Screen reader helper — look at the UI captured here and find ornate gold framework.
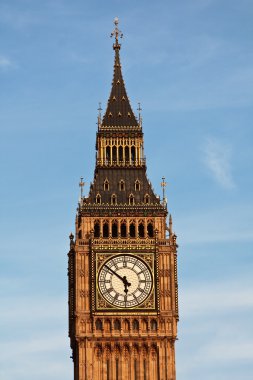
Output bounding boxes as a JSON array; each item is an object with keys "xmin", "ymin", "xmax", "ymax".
[{"xmin": 95, "ymin": 251, "xmax": 157, "ymax": 312}]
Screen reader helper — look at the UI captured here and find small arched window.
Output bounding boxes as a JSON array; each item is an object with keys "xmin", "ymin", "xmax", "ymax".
[
  {"xmin": 135, "ymin": 180, "xmax": 140, "ymax": 191},
  {"xmin": 104, "ymin": 319, "xmax": 111, "ymax": 332},
  {"xmin": 78, "ymin": 230, "xmax": 82, "ymax": 239},
  {"xmin": 144, "ymin": 194, "xmax": 150, "ymax": 204},
  {"xmin": 104, "ymin": 179, "xmax": 109, "ymax": 191},
  {"xmin": 129, "ymin": 194, "xmax": 134, "ymax": 205},
  {"xmin": 111, "ymin": 194, "xmax": 117, "ymax": 205},
  {"xmin": 123, "ymin": 319, "xmax": 130, "ymax": 332},
  {"xmin": 119, "ymin": 179, "xmax": 125, "ymax": 191},
  {"xmin": 96, "ymin": 194, "xmax": 101, "ymax": 204}
]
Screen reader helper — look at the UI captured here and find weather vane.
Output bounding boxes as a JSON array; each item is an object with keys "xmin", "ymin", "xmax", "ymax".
[{"xmin": 110, "ymin": 17, "xmax": 123, "ymax": 48}]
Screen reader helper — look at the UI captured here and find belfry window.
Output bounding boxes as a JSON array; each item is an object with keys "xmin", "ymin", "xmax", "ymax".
[
  {"xmin": 120, "ymin": 221, "xmax": 127, "ymax": 237},
  {"xmin": 147, "ymin": 222, "xmax": 154, "ymax": 238},
  {"xmin": 103, "ymin": 222, "xmax": 109, "ymax": 238},
  {"xmin": 94, "ymin": 221, "xmax": 100, "ymax": 238},
  {"xmin": 104, "ymin": 179, "xmax": 109, "ymax": 191},
  {"xmin": 131, "ymin": 146, "xmax": 136, "ymax": 163},
  {"xmin": 130, "ymin": 222, "xmax": 136, "ymax": 238},
  {"xmin": 138, "ymin": 222, "xmax": 145, "ymax": 238},
  {"xmin": 112, "ymin": 146, "xmax": 117, "ymax": 162},
  {"xmin": 119, "ymin": 146, "xmax": 123, "ymax": 162},
  {"xmin": 106, "ymin": 147, "xmax": 110, "ymax": 163},
  {"xmin": 96, "ymin": 194, "xmax": 101, "ymax": 204},
  {"xmin": 112, "ymin": 221, "xmax": 118, "ymax": 238},
  {"xmin": 125, "ymin": 146, "xmax": 130, "ymax": 162},
  {"xmin": 135, "ymin": 180, "xmax": 140, "ymax": 191}
]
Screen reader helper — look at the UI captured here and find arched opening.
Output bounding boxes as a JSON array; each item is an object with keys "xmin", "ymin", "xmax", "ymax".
[
  {"xmin": 133, "ymin": 319, "xmax": 139, "ymax": 331},
  {"xmin": 130, "ymin": 222, "xmax": 136, "ymax": 238},
  {"xmin": 94, "ymin": 221, "xmax": 100, "ymax": 238},
  {"xmin": 112, "ymin": 221, "xmax": 118, "ymax": 238},
  {"xmin": 125, "ymin": 146, "xmax": 129, "ymax": 163},
  {"xmin": 144, "ymin": 194, "xmax": 150, "ymax": 204},
  {"xmin": 103, "ymin": 222, "xmax": 109, "ymax": 238},
  {"xmin": 106, "ymin": 146, "xmax": 110, "ymax": 163},
  {"xmin": 123, "ymin": 319, "xmax": 130, "ymax": 332},
  {"xmin": 129, "ymin": 194, "xmax": 134, "ymax": 205},
  {"xmin": 151, "ymin": 319, "xmax": 158, "ymax": 331},
  {"xmin": 131, "ymin": 146, "xmax": 135, "ymax": 163},
  {"xmin": 104, "ymin": 319, "xmax": 111, "ymax": 332},
  {"xmin": 114, "ymin": 319, "xmax": 121, "ymax": 331},
  {"xmin": 147, "ymin": 222, "xmax": 154, "ymax": 237},
  {"xmin": 96, "ymin": 194, "xmax": 101, "ymax": 204},
  {"xmin": 138, "ymin": 222, "xmax": 145, "ymax": 238},
  {"xmin": 119, "ymin": 179, "xmax": 125, "ymax": 191},
  {"xmin": 78, "ymin": 230, "xmax": 82, "ymax": 239},
  {"xmin": 111, "ymin": 194, "xmax": 117, "ymax": 205},
  {"xmin": 104, "ymin": 179, "xmax": 109, "ymax": 191},
  {"xmin": 96, "ymin": 319, "xmax": 102, "ymax": 331},
  {"xmin": 119, "ymin": 146, "xmax": 123, "ymax": 162},
  {"xmin": 135, "ymin": 180, "xmax": 140, "ymax": 191},
  {"xmin": 112, "ymin": 146, "xmax": 117, "ymax": 162},
  {"xmin": 120, "ymin": 222, "xmax": 127, "ymax": 237},
  {"xmin": 142, "ymin": 319, "xmax": 148, "ymax": 332}
]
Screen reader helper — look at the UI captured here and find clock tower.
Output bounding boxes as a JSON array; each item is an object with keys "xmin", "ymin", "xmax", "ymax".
[{"xmin": 68, "ymin": 18, "xmax": 178, "ymax": 380}]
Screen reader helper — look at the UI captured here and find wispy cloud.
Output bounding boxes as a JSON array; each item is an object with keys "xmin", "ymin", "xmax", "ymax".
[
  {"xmin": 202, "ymin": 137, "xmax": 235, "ymax": 189},
  {"xmin": 0, "ymin": 55, "xmax": 15, "ymax": 70}
]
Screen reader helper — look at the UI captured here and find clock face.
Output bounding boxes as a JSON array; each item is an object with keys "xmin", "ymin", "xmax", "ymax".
[{"xmin": 98, "ymin": 254, "xmax": 153, "ymax": 308}]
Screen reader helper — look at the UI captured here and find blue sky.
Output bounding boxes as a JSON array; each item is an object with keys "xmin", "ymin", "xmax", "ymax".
[{"xmin": 0, "ymin": 0, "xmax": 253, "ymax": 379}]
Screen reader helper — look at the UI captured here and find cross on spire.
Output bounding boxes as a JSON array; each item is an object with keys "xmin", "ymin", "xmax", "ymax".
[{"xmin": 110, "ymin": 17, "xmax": 123, "ymax": 49}]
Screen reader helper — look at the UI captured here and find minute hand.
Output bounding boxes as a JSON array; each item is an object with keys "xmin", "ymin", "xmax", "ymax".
[
  {"xmin": 104, "ymin": 264, "xmax": 125, "ymax": 282},
  {"xmin": 104, "ymin": 264, "xmax": 131, "ymax": 291}
]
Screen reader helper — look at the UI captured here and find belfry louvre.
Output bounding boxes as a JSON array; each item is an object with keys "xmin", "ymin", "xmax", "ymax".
[{"xmin": 68, "ymin": 18, "xmax": 178, "ymax": 380}]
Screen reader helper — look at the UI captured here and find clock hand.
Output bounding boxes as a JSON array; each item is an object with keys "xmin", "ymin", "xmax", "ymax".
[{"xmin": 104, "ymin": 265, "xmax": 131, "ymax": 293}]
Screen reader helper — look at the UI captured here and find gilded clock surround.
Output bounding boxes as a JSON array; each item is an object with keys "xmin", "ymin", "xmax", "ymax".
[{"xmin": 68, "ymin": 18, "xmax": 178, "ymax": 380}]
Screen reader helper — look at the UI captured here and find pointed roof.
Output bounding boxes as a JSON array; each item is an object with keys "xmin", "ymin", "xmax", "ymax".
[{"xmin": 100, "ymin": 18, "xmax": 139, "ymax": 130}]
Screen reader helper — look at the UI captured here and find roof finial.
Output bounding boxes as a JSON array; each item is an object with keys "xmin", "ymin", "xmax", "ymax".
[
  {"xmin": 79, "ymin": 177, "xmax": 85, "ymax": 199},
  {"xmin": 97, "ymin": 102, "xmax": 102, "ymax": 126},
  {"xmin": 137, "ymin": 102, "xmax": 142, "ymax": 125},
  {"xmin": 110, "ymin": 17, "xmax": 123, "ymax": 50},
  {"xmin": 161, "ymin": 176, "xmax": 167, "ymax": 207}
]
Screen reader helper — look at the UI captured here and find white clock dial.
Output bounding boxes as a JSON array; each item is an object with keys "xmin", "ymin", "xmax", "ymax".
[{"xmin": 98, "ymin": 254, "xmax": 153, "ymax": 308}]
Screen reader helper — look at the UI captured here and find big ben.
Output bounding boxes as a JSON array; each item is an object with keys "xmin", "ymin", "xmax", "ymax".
[{"xmin": 68, "ymin": 18, "xmax": 178, "ymax": 380}]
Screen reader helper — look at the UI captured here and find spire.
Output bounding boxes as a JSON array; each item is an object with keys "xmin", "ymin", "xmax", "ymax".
[{"xmin": 101, "ymin": 18, "xmax": 139, "ymax": 129}]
